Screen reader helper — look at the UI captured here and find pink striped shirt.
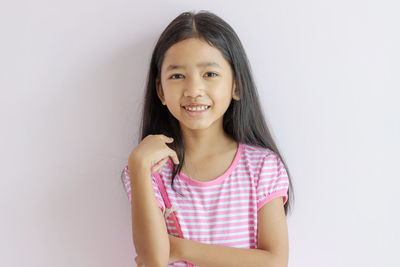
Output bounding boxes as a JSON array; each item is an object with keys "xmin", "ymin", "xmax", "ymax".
[{"xmin": 123, "ymin": 142, "xmax": 289, "ymax": 267}]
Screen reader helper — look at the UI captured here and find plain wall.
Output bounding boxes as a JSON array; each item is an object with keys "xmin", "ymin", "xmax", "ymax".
[{"xmin": 1, "ymin": 0, "xmax": 399, "ymax": 266}]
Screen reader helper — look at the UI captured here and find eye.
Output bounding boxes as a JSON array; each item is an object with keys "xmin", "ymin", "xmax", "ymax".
[
  {"xmin": 169, "ymin": 72, "xmax": 218, "ymax": 79},
  {"xmin": 170, "ymin": 74, "xmax": 183, "ymax": 79},
  {"xmin": 204, "ymin": 72, "xmax": 217, "ymax": 78}
]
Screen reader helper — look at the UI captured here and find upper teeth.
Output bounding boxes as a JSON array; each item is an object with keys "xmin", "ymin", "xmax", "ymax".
[{"xmin": 184, "ymin": 105, "xmax": 209, "ymax": 111}]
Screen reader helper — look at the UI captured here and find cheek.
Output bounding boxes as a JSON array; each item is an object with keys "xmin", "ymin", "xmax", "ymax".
[
  {"xmin": 163, "ymin": 95, "xmax": 181, "ymax": 114},
  {"xmin": 163, "ymin": 92, "xmax": 177, "ymax": 105},
  {"xmin": 214, "ymin": 90, "xmax": 233, "ymax": 106}
]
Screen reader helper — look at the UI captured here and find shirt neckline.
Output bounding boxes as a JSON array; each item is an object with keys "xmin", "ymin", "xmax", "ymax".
[{"xmin": 178, "ymin": 142, "xmax": 242, "ymax": 187}]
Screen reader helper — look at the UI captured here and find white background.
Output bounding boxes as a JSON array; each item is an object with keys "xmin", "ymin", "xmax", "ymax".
[{"xmin": 1, "ymin": 1, "xmax": 399, "ymax": 266}]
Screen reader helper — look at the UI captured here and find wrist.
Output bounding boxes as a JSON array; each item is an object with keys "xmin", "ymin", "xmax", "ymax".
[
  {"xmin": 128, "ymin": 158, "xmax": 150, "ymax": 174},
  {"xmin": 169, "ymin": 235, "xmax": 183, "ymax": 262}
]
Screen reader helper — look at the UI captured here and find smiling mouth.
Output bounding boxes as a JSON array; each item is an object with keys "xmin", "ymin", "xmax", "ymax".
[{"xmin": 182, "ymin": 105, "xmax": 211, "ymax": 111}]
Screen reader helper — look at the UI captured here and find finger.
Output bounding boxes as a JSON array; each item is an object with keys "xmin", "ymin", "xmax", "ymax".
[
  {"xmin": 153, "ymin": 167, "xmax": 162, "ymax": 175},
  {"xmin": 171, "ymin": 151, "xmax": 180, "ymax": 165},
  {"xmin": 157, "ymin": 157, "xmax": 169, "ymax": 165},
  {"xmin": 135, "ymin": 256, "xmax": 143, "ymax": 265},
  {"xmin": 152, "ymin": 157, "xmax": 168, "ymax": 172},
  {"xmin": 157, "ymin": 167, "xmax": 162, "ymax": 173},
  {"xmin": 151, "ymin": 164, "xmax": 161, "ymax": 174},
  {"xmin": 160, "ymin": 134, "xmax": 174, "ymax": 143},
  {"xmin": 151, "ymin": 165, "xmax": 159, "ymax": 174},
  {"xmin": 157, "ymin": 158, "xmax": 169, "ymax": 173}
]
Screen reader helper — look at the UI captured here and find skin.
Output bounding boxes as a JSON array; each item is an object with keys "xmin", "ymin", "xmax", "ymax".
[
  {"xmin": 151, "ymin": 37, "xmax": 289, "ymax": 266},
  {"xmin": 155, "ymin": 37, "xmax": 241, "ymax": 173}
]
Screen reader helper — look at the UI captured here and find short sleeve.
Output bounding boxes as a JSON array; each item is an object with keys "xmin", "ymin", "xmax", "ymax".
[
  {"xmin": 122, "ymin": 164, "xmax": 165, "ymax": 213},
  {"xmin": 256, "ymin": 152, "xmax": 289, "ymax": 211}
]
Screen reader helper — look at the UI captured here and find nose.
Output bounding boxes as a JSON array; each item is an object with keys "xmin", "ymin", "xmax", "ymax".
[{"xmin": 183, "ymin": 75, "xmax": 205, "ymax": 98}]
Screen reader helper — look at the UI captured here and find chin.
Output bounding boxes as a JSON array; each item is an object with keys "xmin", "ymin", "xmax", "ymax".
[{"xmin": 180, "ymin": 121, "xmax": 213, "ymax": 130}]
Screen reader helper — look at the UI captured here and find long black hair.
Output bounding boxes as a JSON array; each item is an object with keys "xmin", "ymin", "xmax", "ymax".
[{"xmin": 123, "ymin": 10, "xmax": 294, "ymax": 215}]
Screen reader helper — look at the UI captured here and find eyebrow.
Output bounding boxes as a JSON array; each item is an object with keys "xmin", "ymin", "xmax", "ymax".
[{"xmin": 165, "ymin": 62, "xmax": 222, "ymax": 72}]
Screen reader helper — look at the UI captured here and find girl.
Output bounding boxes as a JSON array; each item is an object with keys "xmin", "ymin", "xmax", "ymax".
[{"xmin": 122, "ymin": 10, "xmax": 294, "ymax": 267}]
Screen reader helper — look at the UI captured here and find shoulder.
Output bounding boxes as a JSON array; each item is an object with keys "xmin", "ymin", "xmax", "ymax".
[
  {"xmin": 121, "ymin": 164, "xmax": 164, "ymax": 192},
  {"xmin": 240, "ymin": 143, "xmax": 278, "ymax": 165},
  {"xmin": 240, "ymin": 143, "xmax": 286, "ymax": 184},
  {"xmin": 241, "ymin": 142, "xmax": 275, "ymax": 155}
]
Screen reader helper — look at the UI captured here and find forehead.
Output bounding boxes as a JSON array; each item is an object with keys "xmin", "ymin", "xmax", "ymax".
[{"xmin": 162, "ymin": 38, "xmax": 229, "ymax": 72}]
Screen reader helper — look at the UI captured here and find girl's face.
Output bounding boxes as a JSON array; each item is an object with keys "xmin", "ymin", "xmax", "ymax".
[{"xmin": 156, "ymin": 37, "xmax": 240, "ymax": 131}]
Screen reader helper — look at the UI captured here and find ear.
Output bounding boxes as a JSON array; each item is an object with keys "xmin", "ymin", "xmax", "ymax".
[
  {"xmin": 155, "ymin": 77, "xmax": 166, "ymax": 105},
  {"xmin": 232, "ymin": 78, "xmax": 240, "ymax": 101}
]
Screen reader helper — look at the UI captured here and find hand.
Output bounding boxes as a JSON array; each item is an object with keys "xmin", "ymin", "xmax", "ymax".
[
  {"xmin": 128, "ymin": 134, "xmax": 180, "ymax": 175},
  {"xmin": 134, "ymin": 255, "xmax": 145, "ymax": 267},
  {"xmin": 134, "ymin": 234, "xmax": 181, "ymax": 266}
]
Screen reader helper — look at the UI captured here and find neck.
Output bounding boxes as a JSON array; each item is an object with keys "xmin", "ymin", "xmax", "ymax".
[{"xmin": 179, "ymin": 122, "xmax": 235, "ymax": 160}]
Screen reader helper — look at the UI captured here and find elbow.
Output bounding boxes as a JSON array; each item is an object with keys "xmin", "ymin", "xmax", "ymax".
[
  {"xmin": 263, "ymin": 250, "xmax": 288, "ymax": 267},
  {"xmin": 138, "ymin": 252, "xmax": 169, "ymax": 267},
  {"xmin": 134, "ymin": 236, "xmax": 170, "ymax": 267},
  {"xmin": 274, "ymin": 257, "xmax": 288, "ymax": 267},
  {"xmin": 271, "ymin": 255, "xmax": 288, "ymax": 267},
  {"xmin": 153, "ymin": 253, "xmax": 170, "ymax": 267},
  {"xmin": 137, "ymin": 246, "xmax": 170, "ymax": 267},
  {"xmin": 272, "ymin": 259, "xmax": 288, "ymax": 267},
  {"xmin": 145, "ymin": 258, "xmax": 169, "ymax": 267}
]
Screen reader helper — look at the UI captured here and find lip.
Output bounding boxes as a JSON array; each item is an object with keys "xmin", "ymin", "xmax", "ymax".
[
  {"xmin": 181, "ymin": 105, "xmax": 210, "ymax": 117},
  {"xmin": 181, "ymin": 103, "xmax": 211, "ymax": 107}
]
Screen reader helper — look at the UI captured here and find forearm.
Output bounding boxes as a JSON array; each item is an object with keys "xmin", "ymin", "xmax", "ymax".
[
  {"xmin": 174, "ymin": 237, "xmax": 280, "ymax": 267},
  {"xmin": 130, "ymin": 164, "xmax": 169, "ymax": 267}
]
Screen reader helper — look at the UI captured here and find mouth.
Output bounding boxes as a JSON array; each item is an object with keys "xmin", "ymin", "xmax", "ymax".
[
  {"xmin": 181, "ymin": 105, "xmax": 211, "ymax": 116},
  {"xmin": 181, "ymin": 105, "xmax": 211, "ymax": 111}
]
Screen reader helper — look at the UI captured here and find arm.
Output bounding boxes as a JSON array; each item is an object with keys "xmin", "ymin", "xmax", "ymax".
[
  {"xmin": 130, "ymin": 163, "xmax": 170, "ymax": 267},
  {"xmin": 171, "ymin": 237, "xmax": 276, "ymax": 267},
  {"xmin": 170, "ymin": 197, "xmax": 288, "ymax": 267}
]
